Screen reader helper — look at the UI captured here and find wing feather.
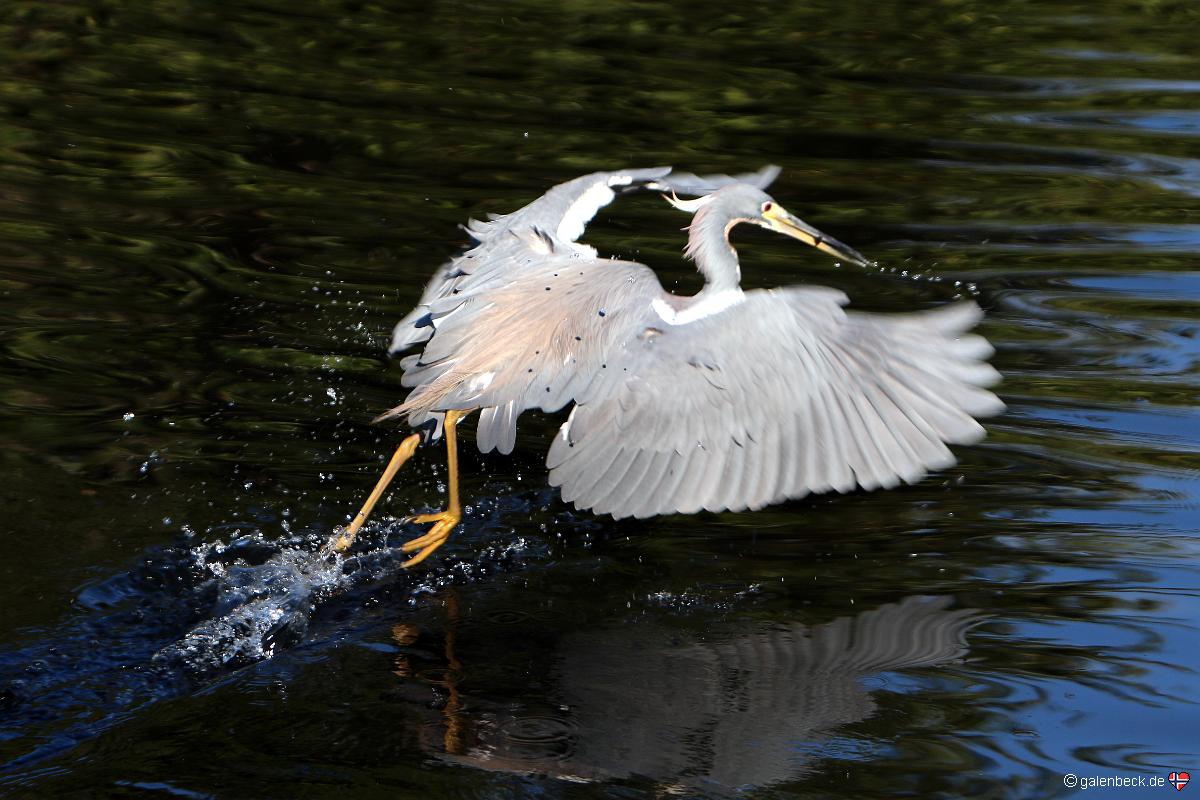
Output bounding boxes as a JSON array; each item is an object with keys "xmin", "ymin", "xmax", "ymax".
[
  {"xmin": 548, "ymin": 290, "xmax": 1003, "ymax": 517},
  {"xmin": 389, "ymin": 166, "xmax": 782, "ymax": 358},
  {"xmin": 638, "ymin": 448, "xmax": 691, "ymax": 518},
  {"xmin": 575, "ymin": 446, "xmax": 632, "ymax": 510},
  {"xmin": 673, "ymin": 443, "xmax": 716, "ymax": 516},
  {"xmin": 605, "ymin": 449, "xmax": 664, "ymax": 519},
  {"xmin": 717, "ymin": 437, "xmax": 750, "ymax": 513},
  {"xmin": 777, "ymin": 399, "xmax": 802, "ymax": 501}
]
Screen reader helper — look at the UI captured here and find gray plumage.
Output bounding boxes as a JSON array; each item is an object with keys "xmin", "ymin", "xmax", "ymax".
[
  {"xmin": 388, "ymin": 165, "xmax": 780, "ymax": 356},
  {"xmin": 382, "ymin": 168, "xmax": 1004, "ymax": 518}
]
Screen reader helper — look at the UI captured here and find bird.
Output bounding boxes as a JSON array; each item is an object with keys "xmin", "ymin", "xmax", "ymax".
[
  {"xmin": 326, "ymin": 166, "xmax": 1004, "ymax": 565},
  {"xmin": 418, "ymin": 595, "xmax": 980, "ymax": 787}
]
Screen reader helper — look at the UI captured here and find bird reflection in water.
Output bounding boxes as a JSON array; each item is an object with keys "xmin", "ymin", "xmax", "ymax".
[
  {"xmin": 391, "ymin": 595, "xmax": 981, "ymax": 789},
  {"xmin": 391, "ymin": 593, "xmax": 468, "ymax": 757}
]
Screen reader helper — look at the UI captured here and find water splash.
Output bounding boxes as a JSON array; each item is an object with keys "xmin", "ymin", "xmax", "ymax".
[
  {"xmin": 0, "ymin": 524, "xmax": 439, "ymax": 774},
  {"xmin": 0, "ymin": 484, "xmax": 554, "ymax": 779},
  {"xmin": 152, "ymin": 515, "xmax": 531, "ymax": 676},
  {"xmin": 152, "ymin": 532, "xmax": 354, "ymax": 674}
]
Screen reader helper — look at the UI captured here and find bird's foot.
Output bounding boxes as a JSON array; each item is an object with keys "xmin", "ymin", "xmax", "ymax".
[
  {"xmin": 399, "ymin": 509, "xmax": 461, "ymax": 567},
  {"xmin": 404, "ymin": 511, "xmax": 453, "ymax": 525}
]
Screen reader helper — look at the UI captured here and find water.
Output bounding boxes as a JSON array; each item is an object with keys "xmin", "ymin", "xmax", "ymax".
[{"xmin": 1, "ymin": 1, "xmax": 1198, "ymax": 797}]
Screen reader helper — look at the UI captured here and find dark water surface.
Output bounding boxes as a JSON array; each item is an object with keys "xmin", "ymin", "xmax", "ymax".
[{"xmin": 2, "ymin": 1, "xmax": 1198, "ymax": 798}]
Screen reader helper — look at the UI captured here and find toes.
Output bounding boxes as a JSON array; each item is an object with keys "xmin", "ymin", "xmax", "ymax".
[
  {"xmin": 401, "ymin": 530, "xmax": 450, "ymax": 567},
  {"xmin": 397, "ymin": 512, "xmax": 461, "ymax": 563},
  {"xmin": 401, "ymin": 546, "xmax": 436, "ymax": 568},
  {"xmin": 403, "ymin": 512, "xmax": 447, "ymax": 525},
  {"xmin": 400, "ymin": 529, "xmax": 441, "ymax": 553}
]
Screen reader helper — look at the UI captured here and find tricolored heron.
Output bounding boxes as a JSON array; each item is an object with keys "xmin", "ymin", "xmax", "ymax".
[{"xmin": 327, "ymin": 167, "xmax": 1004, "ymax": 565}]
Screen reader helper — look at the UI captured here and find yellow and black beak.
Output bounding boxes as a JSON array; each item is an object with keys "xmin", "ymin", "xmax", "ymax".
[{"xmin": 761, "ymin": 204, "xmax": 870, "ymax": 267}]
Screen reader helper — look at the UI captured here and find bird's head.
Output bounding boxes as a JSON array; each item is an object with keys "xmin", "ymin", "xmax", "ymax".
[{"xmin": 667, "ymin": 183, "xmax": 870, "ymax": 267}]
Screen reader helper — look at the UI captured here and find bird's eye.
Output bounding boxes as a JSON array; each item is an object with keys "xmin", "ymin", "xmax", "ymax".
[{"xmin": 762, "ymin": 201, "xmax": 773, "ymax": 213}]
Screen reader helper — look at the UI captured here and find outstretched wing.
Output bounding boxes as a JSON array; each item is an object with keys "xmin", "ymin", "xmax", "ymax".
[
  {"xmin": 547, "ymin": 290, "xmax": 1004, "ymax": 518},
  {"xmin": 388, "ymin": 166, "xmax": 780, "ymax": 355},
  {"xmin": 651, "ymin": 164, "xmax": 781, "ymax": 197}
]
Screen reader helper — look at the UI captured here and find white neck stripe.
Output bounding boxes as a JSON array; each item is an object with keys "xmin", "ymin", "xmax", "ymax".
[{"xmin": 651, "ymin": 289, "xmax": 745, "ymax": 325}]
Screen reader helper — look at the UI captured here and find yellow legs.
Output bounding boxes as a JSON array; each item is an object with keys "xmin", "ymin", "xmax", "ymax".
[
  {"xmin": 326, "ymin": 432, "xmax": 421, "ymax": 555},
  {"xmin": 398, "ymin": 409, "xmax": 465, "ymax": 567},
  {"xmin": 325, "ymin": 409, "xmax": 467, "ymax": 568}
]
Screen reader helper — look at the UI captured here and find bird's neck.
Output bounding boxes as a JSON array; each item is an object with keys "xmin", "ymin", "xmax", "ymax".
[{"xmin": 685, "ymin": 209, "xmax": 743, "ymax": 294}]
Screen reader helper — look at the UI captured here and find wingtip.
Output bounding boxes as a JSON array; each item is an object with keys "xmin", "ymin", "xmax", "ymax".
[{"xmin": 754, "ymin": 164, "xmax": 782, "ymax": 188}]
